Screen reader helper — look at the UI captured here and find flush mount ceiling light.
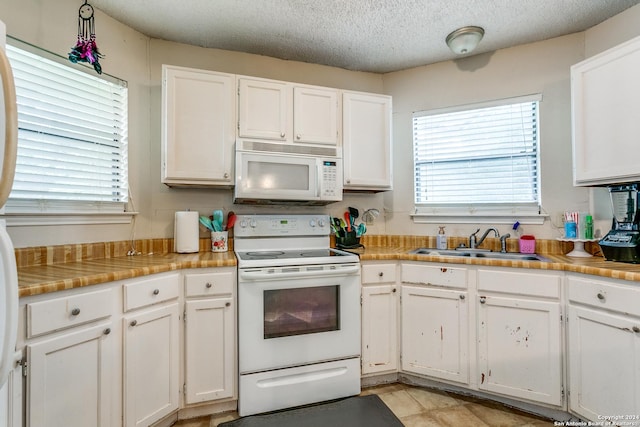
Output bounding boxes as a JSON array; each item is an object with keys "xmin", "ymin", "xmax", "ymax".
[{"xmin": 446, "ymin": 26, "xmax": 485, "ymax": 55}]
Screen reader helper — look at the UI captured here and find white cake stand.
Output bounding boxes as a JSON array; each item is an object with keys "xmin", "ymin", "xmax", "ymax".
[{"xmin": 557, "ymin": 238, "xmax": 599, "ymax": 257}]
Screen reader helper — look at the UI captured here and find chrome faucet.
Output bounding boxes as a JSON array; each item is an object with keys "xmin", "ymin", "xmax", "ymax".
[{"xmin": 469, "ymin": 227, "xmax": 500, "ymax": 249}]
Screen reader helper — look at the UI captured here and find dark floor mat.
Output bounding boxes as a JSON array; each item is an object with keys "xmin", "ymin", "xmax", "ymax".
[{"xmin": 219, "ymin": 394, "xmax": 403, "ymax": 427}]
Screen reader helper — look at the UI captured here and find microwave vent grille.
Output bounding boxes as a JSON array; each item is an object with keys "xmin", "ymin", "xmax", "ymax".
[{"xmin": 239, "ymin": 140, "xmax": 338, "ymax": 157}]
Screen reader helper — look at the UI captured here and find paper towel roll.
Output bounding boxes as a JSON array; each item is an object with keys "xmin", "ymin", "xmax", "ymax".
[{"xmin": 174, "ymin": 211, "xmax": 199, "ymax": 253}]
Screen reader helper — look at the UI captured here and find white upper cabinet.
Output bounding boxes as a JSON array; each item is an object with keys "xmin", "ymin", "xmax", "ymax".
[
  {"xmin": 571, "ymin": 35, "xmax": 640, "ymax": 186},
  {"xmin": 343, "ymin": 92, "xmax": 392, "ymax": 191},
  {"xmin": 161, "ymin": 65, "xmax": 236, "ymax": 186},
  {"xmin": 238, "ymin": 77, "xmax": 338, "ymax": 146}
]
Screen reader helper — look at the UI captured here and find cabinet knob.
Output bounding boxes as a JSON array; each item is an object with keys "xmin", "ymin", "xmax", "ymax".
[
  {"xmin": 225, "ymin": 302, "xmax": 231, "ymax": 307},
  {"xmin": 440, "ymin": 268, "xmax": 448, "ymax": 273},
  {"xmin": 206, "ymin": 282, "xmax": 213, "ymax": 288},
  {"xmin": 296, "ymin": 134, "xmax": 301, "ymax": 140},
  {"xmin": 459, "ymin": 294, "xmax": 465, "ymax": 300},
  {"xmin": 378, "ymin": 272, "xmax": 384, "ymax": 277},
  {"xmin": 280, "ymin": 132, "xmax": 285, "ymax": 138},
  {"xmin": 103, "ymin": 328, "xmax": 111, "ymax": 335},
  {"xmin": 153, "ymin": 289, "xmax": 160, "ymax": 295},
  {"xmin": 479, "ymin": 296, "xmax": 486, "ymax": 304},
  {"xmin": 130, "ymin": 320, "xmax": 137, "ymax": 327},
  {"xmin": 223, "ymin": 172, "xmax": 229, "ymax": 179},
  {"xmin": 392, "ymin": 288, "xmax": 397, "ymax": 293},
  {"xmin": 346, "ymin": 179, "xmax": 351, "ymax": 184},
  {"xmin": 597, "ymin": 293, "xmax": 605, "ymax": 300},
  {"xmin": 71, "ymin": 308, "xmax": 81, "ymax": 316},
  {"xmin": 633, "ymin": 326, "xmax": 640, "ymax": 333}
]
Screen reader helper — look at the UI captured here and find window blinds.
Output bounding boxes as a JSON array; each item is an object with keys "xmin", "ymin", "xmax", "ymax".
[
  {"xmin": 413, "ymin": 96, "xmax": 540, "ymax": 209},
  {"xmin": 6, "ymin": 43, "xmax": 128, "ymax": 212}
]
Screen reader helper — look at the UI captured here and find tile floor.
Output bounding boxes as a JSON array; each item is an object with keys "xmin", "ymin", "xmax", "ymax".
[{"xmin": 172, "ymin": 383, "xmax": 554, "ymax": 426}]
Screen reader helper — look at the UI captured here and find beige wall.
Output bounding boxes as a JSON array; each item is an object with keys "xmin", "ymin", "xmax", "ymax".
[{"xmin": 1, "ymin": 1, "xmax": 639, "ymax": 247}]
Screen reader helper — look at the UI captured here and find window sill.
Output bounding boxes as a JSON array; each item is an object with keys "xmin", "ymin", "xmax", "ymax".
[
  {"xmin": 5, "ymin": 212, "xmax": 138, "ymax": 227},
  {"xmin": 411, "ymin": 212, "xmax": 547, "ymax": 225}
]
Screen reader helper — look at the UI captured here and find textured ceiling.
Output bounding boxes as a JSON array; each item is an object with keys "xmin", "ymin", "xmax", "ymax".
[{"xmin": 90, "ymin": 0, "xmax": 640, "ymax": 73}]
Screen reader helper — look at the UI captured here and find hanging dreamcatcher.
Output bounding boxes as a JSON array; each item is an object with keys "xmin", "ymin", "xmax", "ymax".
[{"xmin": 68, "ymin": 1, "xmax": 103, "ymax": 74}]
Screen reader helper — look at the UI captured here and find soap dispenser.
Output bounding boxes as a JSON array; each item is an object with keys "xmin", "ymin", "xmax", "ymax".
[{"xmin": 437, "ymin": 226, "xmax": 448, "ymax": 250}]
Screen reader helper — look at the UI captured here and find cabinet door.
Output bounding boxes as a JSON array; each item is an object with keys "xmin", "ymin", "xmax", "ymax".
[
  {"xmin": 27, "ymin": 323, "xmax": 113, "ymax": 427},
  {"xmin": 123, "ymin": 303, "xmax": 179, "ymax": 427},
  {"xmin": 293, "ymin": 86, "xmax": 338, "ymax": 145},
  {"xmin": 184, "ymin": 298, "xmax": 235, "ymax": 404},
  {"xmin": 162, "ymin": 66, "xmax": 235, "ymax": 185},
  {"xmin": 343, "ymin": 92, "xmax": 392, "ymax": 190},
  {"xmin": 571, "ymin": 35, "xmax": 640, "ymax": 185},
  {"xmin": 568, "ymin": 305, "xmax": 640, "ymax": 421},
  {"xmin": 0, "ymin": 361, "xmax": 22, "ymax": 427},
  {"xmin": 401, "ymin": 285, "xmax": 469, "ymax": 384},
  {"xmin": 477, "ymin": 295, "xmax": 562, "ymax": 406},
  {"xmin": 362, "ymin": 285, "xmax": 397, "ymax": 374},
  {"xmin": 238, "ymin": 78, "xmax": 290, "ymax": 141}
]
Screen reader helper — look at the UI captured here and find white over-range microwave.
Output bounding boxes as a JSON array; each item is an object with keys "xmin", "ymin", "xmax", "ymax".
[{"xmin": 234, "ymin": 140, "xmax": 343, "ymax": 205}]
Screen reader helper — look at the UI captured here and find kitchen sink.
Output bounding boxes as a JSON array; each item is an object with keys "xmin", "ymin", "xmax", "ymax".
[
  {"xmin": 409, "ymin": 248, "xmax": 471, "ymax": 257},
  {"xmin": 409, "ymin": 248, "xmax": 550, "ymax": 262}
]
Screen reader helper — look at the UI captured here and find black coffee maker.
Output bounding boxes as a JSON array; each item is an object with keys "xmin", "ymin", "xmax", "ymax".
[{"xmin": 599, "ymin": 183, "xmax": 640, "ymax": 263}]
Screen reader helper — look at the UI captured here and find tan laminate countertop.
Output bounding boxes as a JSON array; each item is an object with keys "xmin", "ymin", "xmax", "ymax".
[
  {"xmin": 18, "ymin": 251, "xmax": 236, "ymax": 297},
  {"xmin": 18, "ymin": 244, "xmax": 640, "ymax": 298}
]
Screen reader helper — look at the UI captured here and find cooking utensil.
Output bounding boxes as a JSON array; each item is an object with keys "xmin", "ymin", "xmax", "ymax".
[
  {"xmin": 213, "ymin": 210, "xmax": 224, "ymax": 232},
  {"xmin": 348, "ymin": 207, "xmax": 359, "ymax": 221},
  {"xmin": 226, "ymin": 212, "xmax": 237, "ymax": 231},
  {"xmin": 344, "ymin": 212, "xmax": 352, "ymax": 232},
  {"xmin": 199, "ymin": 216, "xmax": 214, "ymax": 231},
  {"xmin": 356, "ymin": 223, "xmax": 366, "ymax": 237}
]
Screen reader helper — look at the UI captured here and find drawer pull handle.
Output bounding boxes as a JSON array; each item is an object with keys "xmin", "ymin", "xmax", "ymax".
[
  {"xmin": 479, "ymin": 296, "xmax": 486, "ymax": 304},
  {"xmin": 153, "ymin": 289, "xmax": 160, "ymax": 295},
  {"xmin": 225, "ymin": 302, "xmax": 231, "ymax": 307},
  {"xmin": 71, "ymin": 308, "xmax": 81, "ymax": 316},
  {"xmin": 459, "ymin": 294, "xmax": 465, "ymax": 300},
  {"xmin": 103, "ymin": 328, "xmax": 111, "ymax": 335},
  {"xmin": 378, "ymin": 272, "xmax": 384, "ymax": 277},
  {"xmin": 130, "ymin": 320, "xmax": 137, "ymax": 327},
  {"xmin": 633, "ymin": 326, "xmax": 640, "ymax": 333},
  {"xmin": 206, "ymin": 282, "xmax": 213, "ymax": 288},
  {"xmin": 597, "ymin": 293, "xmax": 605, "ymax": 300}
]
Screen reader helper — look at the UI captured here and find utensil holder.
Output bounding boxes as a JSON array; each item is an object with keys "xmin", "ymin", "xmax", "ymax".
[
  {"xmin": 211, "ymin": 231, "xmax": 228, "ymax": 252},
  {"xmin": 336, "ymin": 230, "xmax": 363, "ymax": 249}
]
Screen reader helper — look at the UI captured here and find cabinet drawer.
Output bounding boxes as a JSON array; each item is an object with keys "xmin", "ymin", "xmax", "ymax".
[
  {"xmin": 477, "ymin": 269, "xmax": 561, "ymax": 299},
  {"xmin": 362, "ymin": 263, "xmax": 396, "ymax": 284},
  {"xmin": 123, "ymin": 273, "xmax": 180, "ymax": 312},
  {"xmin": 401, "ymin": 263, "xmax": 467, "ymax": 289},
  {"xmin": 185, "ymin": 270, "xmax": 235, "ymax": 297},
  {"xmin": 27, "ymin": 288, "xmax": 112, "ymax": 338},
  {"xmin": 568, "ymin": 275, "xmax": 640, "ymax": 316}
]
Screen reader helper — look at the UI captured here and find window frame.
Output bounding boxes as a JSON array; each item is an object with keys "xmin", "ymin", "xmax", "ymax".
[
  {"xmin": 3, "ymin": 37, "xmax": 135, "ymax": 226},
  {"xmin": 411, "ymin": 94, "xmax": 545, "ymax": 225}
]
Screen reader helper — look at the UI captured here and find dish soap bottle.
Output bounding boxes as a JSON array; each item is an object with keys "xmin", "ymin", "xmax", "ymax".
[{"xmin": 437, "ymin": 226, "xmax": 448, "ymax": 250}]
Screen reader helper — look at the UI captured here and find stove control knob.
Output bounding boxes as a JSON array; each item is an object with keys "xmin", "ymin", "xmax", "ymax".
[
  {"xmin": 309, "ymin": 219, "xmax": 316, "ymax": 227},
  {"xmin": 239, "ymin": 219, "xmax": 249, "ymax": 228},
  {"xmin": 317, "ymin": 218, "xmax": 326, "ymax": 227},
  {"xmin": 250, "ymin": 219, "xmax": 257, "ymax": 228}
]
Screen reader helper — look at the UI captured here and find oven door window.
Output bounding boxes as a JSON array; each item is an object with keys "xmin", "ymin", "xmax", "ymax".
[{"xmin": 263, "ymin": 285, "xmax": 339, "ymax": 339}]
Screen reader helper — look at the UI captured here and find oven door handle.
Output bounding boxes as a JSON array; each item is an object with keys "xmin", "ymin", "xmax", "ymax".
[{"xmin": 239, "ymin": 264, "xmax": 360, "ymax": 281}]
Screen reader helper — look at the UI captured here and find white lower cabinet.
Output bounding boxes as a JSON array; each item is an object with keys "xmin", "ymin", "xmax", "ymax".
[
  {"xmin": 567, "ymin": 274, "xmax": 640, "ymax": 421},
  {"xmin": 184, "ymin": 268, "xmax": 236, "ymax": 404},
  {"xmin": 22, "ymin": 286, "xmax": 116, "ymax": 427},
  {"xmin": 400, "ymin": 263, "xmax": 470, "ymax": 384},
  {"xmin": 27, "ymin": 323, "xmax": 114, "ymax": 427},
  {"xmin": 361, "ymin": 262, "xmax": 398, "ymax": 375},
  {"xmin": 477, "ymin": 268, "xmax": 563, "ymax": 406},
  {"xmin": 123, "ymin": 273, "xmax": 180, "ymax": 427}
]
